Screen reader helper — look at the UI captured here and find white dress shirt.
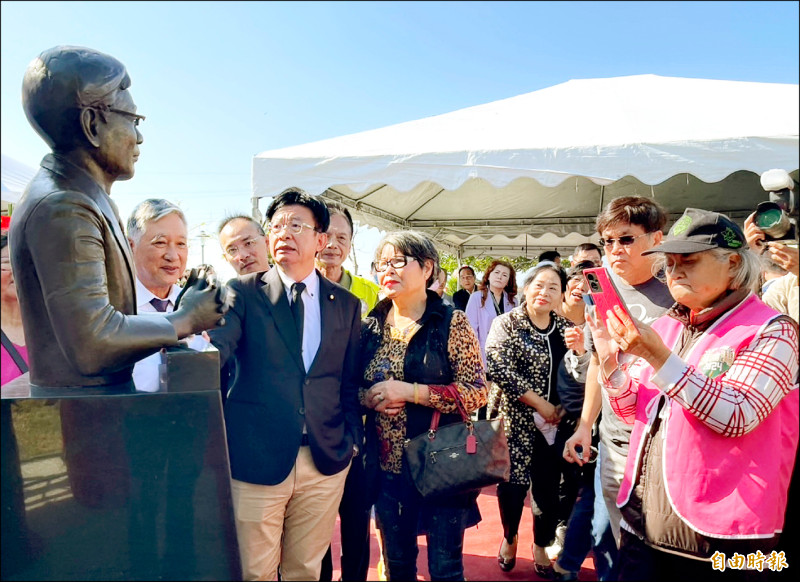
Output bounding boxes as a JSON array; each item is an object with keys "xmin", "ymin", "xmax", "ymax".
[
  {"xmin": 274, "ymin": 267, "xmax": 321, "ymax": 373},
  {"xmin": 132, "ymin": 279, "xmax": 208, "ymax": 392}
]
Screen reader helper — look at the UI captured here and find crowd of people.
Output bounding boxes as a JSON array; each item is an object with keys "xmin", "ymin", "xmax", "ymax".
[
  {"xmin": 3, "ymin": 45, "xmax": 798, "ymax": 582},
  {"xmin": 5, "ymin": 187, "xmax": 799, "ymax": 581}
]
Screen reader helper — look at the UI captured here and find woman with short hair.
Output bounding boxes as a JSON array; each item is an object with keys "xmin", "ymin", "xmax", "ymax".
[
  {"xmin": 593, "ymin": 208, "xmax": 798, "ymax": 580},
  {"xmin": 360, "ymin": 230, "xmax": 487, "ymax": 581}
]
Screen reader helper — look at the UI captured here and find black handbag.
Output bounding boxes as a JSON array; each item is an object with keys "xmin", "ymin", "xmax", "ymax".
[{"xmin": 403, "ymin": 386, "xmax": 510, "ymax": 499}]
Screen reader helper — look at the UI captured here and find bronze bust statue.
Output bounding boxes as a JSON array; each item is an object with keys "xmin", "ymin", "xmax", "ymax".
[{"xmin": 8, "ymin": 46, "xmax": 226, "ymax": 391}]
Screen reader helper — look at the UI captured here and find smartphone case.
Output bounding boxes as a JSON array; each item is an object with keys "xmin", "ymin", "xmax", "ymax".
[{"xmin": 583, "ymin": 267, "xmax": 635, "ymax": 327}]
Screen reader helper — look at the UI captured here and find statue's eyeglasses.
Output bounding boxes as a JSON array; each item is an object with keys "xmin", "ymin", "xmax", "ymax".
[
  {"xmin": 84, "ymin": 104, "xmax": 146, "ymax": 127},
  {"xmin": 107, "ymin": 108, "xmax": 146, "ymax": 127}
]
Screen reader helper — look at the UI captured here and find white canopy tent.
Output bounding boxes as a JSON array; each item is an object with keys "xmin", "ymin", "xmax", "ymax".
[
  {"xmin": 252, "ymin": 75, "xmax": 799, "ymax": 258},
  {"xmin": 2, "ymin": 154, "xmax": 37, "ymax": 205}
]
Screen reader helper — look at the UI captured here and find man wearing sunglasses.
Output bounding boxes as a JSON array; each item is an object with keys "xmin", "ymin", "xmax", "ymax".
[
  {"xmin": 562, "ymin": 196, "xmax": 673, "ymax": 581},
  {"xmin": 10, "ymin": 46, "xmax": 225, "ymax": 392},
  {"xmin": 209, "ymin": 188, "xmax": 363, "ymax": 581}
]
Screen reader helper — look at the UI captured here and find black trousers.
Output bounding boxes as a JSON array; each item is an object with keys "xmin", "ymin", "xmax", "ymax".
[
  {"xmin": 319, "ymin": 452, "xmax": 371, "ymax": 581},
  {"xmin": 497, "ymin": 426, "xmax": 562, "ymax": 548},
  {"xmin": 619, "ymin": 530, "xmax": 777, "ymax": 582}
]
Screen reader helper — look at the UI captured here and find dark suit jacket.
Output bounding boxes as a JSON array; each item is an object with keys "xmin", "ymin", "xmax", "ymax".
[
  {"xmin": 209, "ymin": 268, "xmax": 363, "ymax": 485},
  {"xmin": 453, "ymin": 288, "xmax": 472, "ymax": 312},
  {"xmin": 8, "ymin": 154, "xmax": 177, "ymax": 389}
]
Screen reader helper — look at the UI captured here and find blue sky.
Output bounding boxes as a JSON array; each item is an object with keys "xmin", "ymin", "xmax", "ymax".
[{"xmin": 2, "ymin": 0, "xmax": 798, "ymax": 279}]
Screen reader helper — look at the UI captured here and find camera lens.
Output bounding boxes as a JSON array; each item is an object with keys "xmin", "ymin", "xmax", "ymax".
[
  {"xmin": 755, "ymin": 201, "xmax": 793, "ymax": 239},
  {"xmin": 756, "ymin": 207, "xmax": 784, "ymax": 230}
]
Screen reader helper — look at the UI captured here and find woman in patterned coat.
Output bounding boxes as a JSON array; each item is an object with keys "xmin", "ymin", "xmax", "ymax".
[
  {"xmin": 486, "ymin": 262, "xmax": 574, "ymax": 577},
  {"xmin": 361, "ymin": 230, "xmax": 487, "ymax": 581}
]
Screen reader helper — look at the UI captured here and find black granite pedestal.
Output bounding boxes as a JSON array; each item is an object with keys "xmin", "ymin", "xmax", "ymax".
[{"xmin": 1, "ymin": 349, "xmax": 241, "ymax": 581}]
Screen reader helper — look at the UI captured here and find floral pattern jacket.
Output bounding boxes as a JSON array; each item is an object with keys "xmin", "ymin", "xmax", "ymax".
[{"xmin": 485, "ymin": 304, "xmax": 573, "ymax": 484}]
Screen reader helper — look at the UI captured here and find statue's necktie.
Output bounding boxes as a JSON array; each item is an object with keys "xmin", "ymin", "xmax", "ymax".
[
  {"xmin": 290, "ymin": 282, "xmax": 306, "ymax": 345},
  {"xmin": 150, "ymin": 297, "xmax": 171, "ymax": 312}
]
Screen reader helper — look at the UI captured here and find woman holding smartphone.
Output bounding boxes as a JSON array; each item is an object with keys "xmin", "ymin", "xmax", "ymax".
[{"xmin": 592, "ymin": 208, "xmax": 798, "ymax": 581}]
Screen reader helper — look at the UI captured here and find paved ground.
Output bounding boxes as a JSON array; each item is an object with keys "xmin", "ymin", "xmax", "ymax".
[{"xmin": 330, "ymin": 485, "xmax": 598, "ymax": 581}]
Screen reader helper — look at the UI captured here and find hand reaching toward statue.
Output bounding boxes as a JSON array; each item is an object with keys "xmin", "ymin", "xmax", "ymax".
[{"xmin": 167, "ymin": 266, "xmax": 230, "ymax": 338}]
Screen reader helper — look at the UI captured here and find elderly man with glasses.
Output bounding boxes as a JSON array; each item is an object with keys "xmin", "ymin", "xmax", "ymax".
[
  {"xmin": 316, "ymin": 200, "xmax": 380, "ymax": 318},
  {"xmin": 315, "ymin": 200, "xmax": 379, "ymax": 582},
  {"xmin": 9, "ymin": 46, "xmax": 225, "ymax": 393}
]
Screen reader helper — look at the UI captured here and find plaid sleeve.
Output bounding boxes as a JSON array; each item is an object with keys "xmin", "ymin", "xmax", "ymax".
[{"xmin": 650, "ymin": 318, "xmax": 799, "ymax": 437}]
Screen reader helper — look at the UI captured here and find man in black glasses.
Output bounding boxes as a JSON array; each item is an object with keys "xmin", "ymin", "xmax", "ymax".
[
  {"xmin": 9, "ymin": 46, "xmax": 225, "ymax": 392},
  {"xmin": 209, "ymin": 188, "xmax": 363, "ymax": 581},
  {"xmin": 562, "ymin": 196, "xmax": 673, "ymax": 581}
]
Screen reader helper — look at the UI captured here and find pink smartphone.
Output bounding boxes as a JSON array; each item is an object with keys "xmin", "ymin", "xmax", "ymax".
[{"xmin": 583, "ymin": 267, "xmax": 636, "ymax": 329}]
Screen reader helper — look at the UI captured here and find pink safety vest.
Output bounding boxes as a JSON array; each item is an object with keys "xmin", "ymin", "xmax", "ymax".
[{"xmin": 617, "ymin": 293, "xmax": 799, "ymax": 539}]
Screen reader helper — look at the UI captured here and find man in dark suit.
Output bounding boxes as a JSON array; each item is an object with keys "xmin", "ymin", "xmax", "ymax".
[
  {"xmin": 9, "ymin": 45, "xmax": 225, "ymax": 392},
  {"xmin": 453, "ymin": 265, "xmax": 477, "ymax": 311},
  {"xmin": 209, "ymin": 189, "xmax": 363, "ymax": 581}
]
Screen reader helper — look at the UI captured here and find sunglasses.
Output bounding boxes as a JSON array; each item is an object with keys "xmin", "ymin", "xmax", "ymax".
[
  {"xmin": 574, "ymin": 444, "xmax": 599, "ymax": 464},
  {"xmin": 601, "ymin": 350, "xmax": 639, "ymax": 389},
  {"xmin": 598, "ymin": 233, "xmax": 651, "ymax": 249}
]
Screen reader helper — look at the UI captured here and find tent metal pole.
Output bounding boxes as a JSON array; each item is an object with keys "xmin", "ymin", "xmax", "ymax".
[{"xmin": 251, "ymin": 196, "xmax": 262, "ymax": 224}]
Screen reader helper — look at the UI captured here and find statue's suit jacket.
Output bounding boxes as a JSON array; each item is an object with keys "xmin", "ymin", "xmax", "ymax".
[
  {"xmin": 209, "ymin": 268, "xmax": 363, "ymax": 485},
  {"xmin": 9, "ymin": 154, "xmax": 176, "ymax": 389}
]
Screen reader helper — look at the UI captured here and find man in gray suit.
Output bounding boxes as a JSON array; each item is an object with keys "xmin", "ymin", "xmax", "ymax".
[
  {"xmin": 209, "ymin": 188, "xmax": 363, "ymax": 581},
  {"xmin": 9, "ymin": 46, "xmax": 225, "ymax": 392}
]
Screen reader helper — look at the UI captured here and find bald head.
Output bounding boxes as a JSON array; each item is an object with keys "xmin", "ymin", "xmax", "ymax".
[{"xmin": 218, "ymin": 216, "xmax": 271, "ymax": 275}]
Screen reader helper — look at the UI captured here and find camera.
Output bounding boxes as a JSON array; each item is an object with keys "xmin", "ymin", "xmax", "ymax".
[{"xmin": 754, "ymin": 169, "xmax": 798, "ymax": 243}]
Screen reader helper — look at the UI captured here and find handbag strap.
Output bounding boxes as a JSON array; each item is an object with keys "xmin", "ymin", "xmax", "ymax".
[
  {"xmin": 427, "ymin": 384, "xmax": 471, "ymax": 435},
  {"xmin": 1, "ymin": 329, "xmax": 29, "ymax": 374}
]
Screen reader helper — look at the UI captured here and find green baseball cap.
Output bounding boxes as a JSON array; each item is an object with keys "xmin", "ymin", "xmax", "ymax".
[{"xmin": 642, "ymin": 208, "xmax": 746, "ymax": 255}]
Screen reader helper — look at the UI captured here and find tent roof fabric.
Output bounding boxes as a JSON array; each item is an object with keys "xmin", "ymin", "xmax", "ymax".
[
  {"xmin": 252, "ymin": 75, "xmax": 799, "ymax": 256},
  {"xmin": 1, "ymin": 154, "xmax": 38, "ymax": 204}
]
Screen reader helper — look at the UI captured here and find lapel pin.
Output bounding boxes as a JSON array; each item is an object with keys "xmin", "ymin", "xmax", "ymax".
[{"xmin": 329, "ymin": 294, "xmax": 335, "ymax": 301}]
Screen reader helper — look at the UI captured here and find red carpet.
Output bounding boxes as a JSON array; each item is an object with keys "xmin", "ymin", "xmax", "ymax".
[{"xmin": 330, "ymin": 485, "xmax": 598, "ymax": 581}]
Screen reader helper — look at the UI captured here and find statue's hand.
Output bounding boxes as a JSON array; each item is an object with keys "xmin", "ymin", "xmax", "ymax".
[{"xmin": 167, "ymin": 267, "xmax": 230, "ymax": 338}]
